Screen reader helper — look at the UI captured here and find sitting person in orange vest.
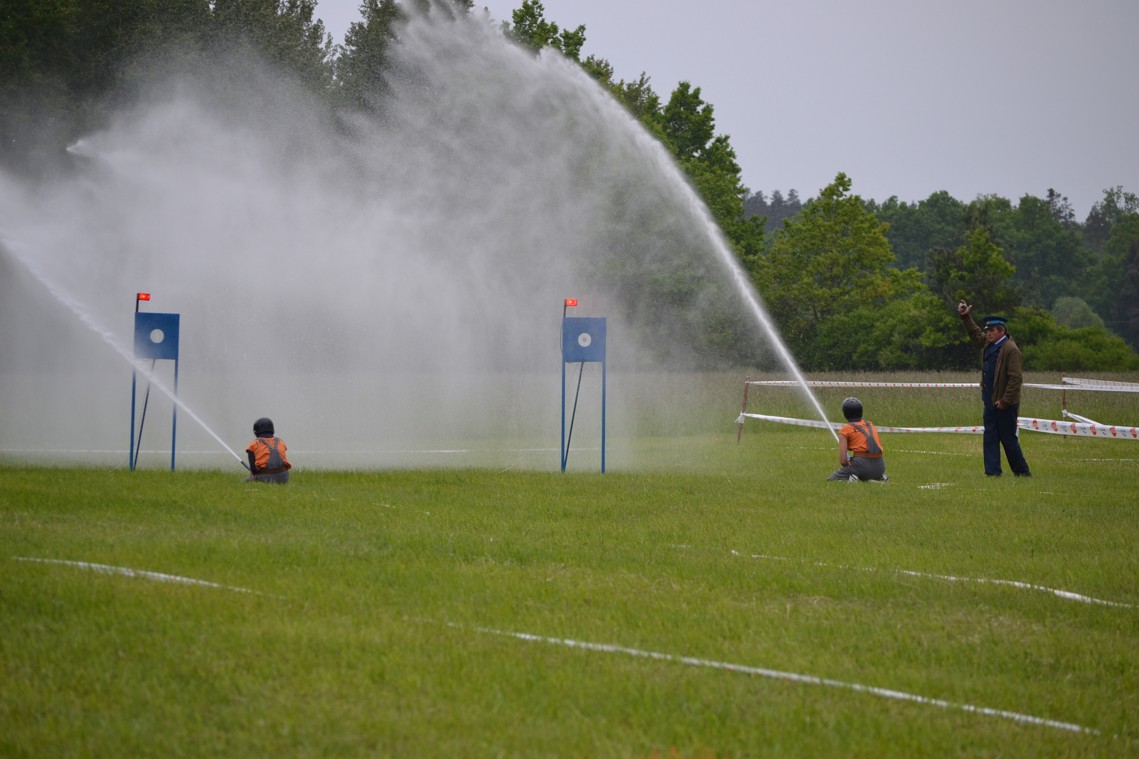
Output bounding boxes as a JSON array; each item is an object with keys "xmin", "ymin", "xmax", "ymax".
[
  {"xmin": 827, "ymin": 397, "xmax": 887, "ymax": 482},
  {"xmin": 245, "ymin": 417, "xmax": 291, "ymax": 484}
]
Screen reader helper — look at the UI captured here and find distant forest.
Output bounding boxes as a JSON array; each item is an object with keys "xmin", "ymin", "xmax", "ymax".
[{"xmin": 3, "ymin": 0, "xmax": 1137, "ymax": 370}]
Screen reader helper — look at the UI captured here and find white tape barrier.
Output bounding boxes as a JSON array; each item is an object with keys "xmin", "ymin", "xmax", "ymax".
[
  {"xmin": 738, "ymin": 412, "xmax": 983, "ymax": 434},
  {"xmin": 746, "ymin": 380, "xmax": 977, "ymax": 389},
  {"xmin": 1027, "ymin": 383, "xmax": 1139, "ymax": 392},
  {"xmin": 738, "ymin": 413, "xmax": 1139, "ymax": 440},
  {"xmin": 1021, "ymin": 417, "xmax": 1139, "ymax": 439},
  {"xmin": 1063, "ymin": 376, "xmax": 1139, "ymax": 389},
  {"xmin": 1062, "ymin": 410, "xmax": 1102, "ymax": 426},
  {"xmin": 746, "ymin": 379, "xmax": 1139, "ymax": 393}
]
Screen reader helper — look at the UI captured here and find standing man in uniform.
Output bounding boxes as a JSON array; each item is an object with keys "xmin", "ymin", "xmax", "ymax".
[{"xmin": 957, "ymin": 301, "xmax": 1031, "ymax": 477}]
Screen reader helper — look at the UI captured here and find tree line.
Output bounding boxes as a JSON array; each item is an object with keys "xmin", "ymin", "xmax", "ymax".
[{"xmin": 3, "ymin": 0, "xmax": 1137, "ymax": 371}]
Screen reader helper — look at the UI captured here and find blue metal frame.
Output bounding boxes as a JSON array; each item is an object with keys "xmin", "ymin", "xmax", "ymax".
[
  {"xmin": 561, "ymin": 316, "xmax": 606, "ymax": 473},
  {"xmin": 130, "ymin": 311, "xmax": 180, "ymax": 471}
]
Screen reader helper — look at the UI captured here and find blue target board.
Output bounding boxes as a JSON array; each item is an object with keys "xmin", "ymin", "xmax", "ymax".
[
  {"xmin": 133, "ymin": 312, "xmax": 180, "ymax": 361},
  {"xmin": 562, "ymin": 317, "xmax": 606, "ymax": 363}
]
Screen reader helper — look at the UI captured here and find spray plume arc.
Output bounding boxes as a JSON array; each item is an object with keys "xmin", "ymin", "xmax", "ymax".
[
  {"xmin": 709, "ymin": 243, "xmax": 838, "ymax": 444},
  {"xmin": 1, "ymin": 11, "xmax": 837, "ymax": 465},
  {"xmin": 1, "ymin": 237, "xmax": 247, "ymax": 467},
  {"xmin": 727, "ymin": 264, "xmax": 839, "ymax": 444},
  {"xmin": 625, "ymin": 138, "xmax": 839, "ymax": 443}
]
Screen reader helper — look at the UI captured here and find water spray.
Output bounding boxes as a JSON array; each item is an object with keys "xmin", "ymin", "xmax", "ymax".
[
  {"xmin": 2, "ymin": 13, "xmax": 839, "ymax": 469},
  {"xmin": 0, "ymin": 236, "xmax": 248, "ymax": 467},
  {"xmin": 125, "ymin": 353, "xmax": 248, "ymax": 469},
  {"xmin": 719, "ymin": 260, "xmax": 841, "ymax": 445},
  {"xmin": 640, "ymin": 169, "xmax": 840, "ymax": 445}
]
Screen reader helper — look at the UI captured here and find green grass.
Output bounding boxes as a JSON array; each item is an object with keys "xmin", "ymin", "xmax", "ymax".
[{"xmin": 2, "ymin": 373, "xmax": 1138, "ymax": 756}]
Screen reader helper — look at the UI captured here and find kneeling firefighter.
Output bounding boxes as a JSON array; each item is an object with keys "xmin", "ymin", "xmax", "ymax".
[
  {"xmin": 827, "ymin": 397, "xmax": 887, "ymax": 482},
  {"xmin": 245, "ymin": 417, "xmax": 291, "ymax": 484}
]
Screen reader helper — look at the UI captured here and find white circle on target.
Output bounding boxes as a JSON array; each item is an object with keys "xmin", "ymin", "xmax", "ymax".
[
  {"xmin": 150, "ymin": 329, "xmax": 165, "ymax": 344},
  {"xmin": 577, "ymin": 332, "xmax": 592, "ymax": 348}
]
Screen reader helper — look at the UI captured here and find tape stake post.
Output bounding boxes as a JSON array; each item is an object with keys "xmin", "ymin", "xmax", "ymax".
[
  {"xmin": 737, "ymin": 375, "xmax": 751, "ymax": 443},
  {"xmin": 560, "ymin": 304, "xmax": 606, "ymax": 473}
]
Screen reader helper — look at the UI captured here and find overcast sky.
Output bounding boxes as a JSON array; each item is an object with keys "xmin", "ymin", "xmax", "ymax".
[{"xmin": 315, "ymin": 0, "xmax": 1138, "ymax": 220}]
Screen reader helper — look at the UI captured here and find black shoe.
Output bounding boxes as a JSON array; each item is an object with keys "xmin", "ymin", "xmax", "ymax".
[{"xmin": 1014, "ymin": 472, "xmax": 1032, "ymax": 477}]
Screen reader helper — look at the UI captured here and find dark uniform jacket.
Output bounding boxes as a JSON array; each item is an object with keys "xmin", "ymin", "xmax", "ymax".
[{"xmin": 962, "ymin": 314, "xmax": 1024, "ymax": 406}]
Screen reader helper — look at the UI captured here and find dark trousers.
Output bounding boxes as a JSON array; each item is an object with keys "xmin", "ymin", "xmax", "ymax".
[
  {"xmin": 983, "ymin": 403, "xmax": 1030, "ymax": 476},
  {"xmin": 828, "ymin": 456, "xmax": 886, "ymax": 481},
  {"xmin": 248, "ymin": 469, "xmax": 289, "ymax": 484}
]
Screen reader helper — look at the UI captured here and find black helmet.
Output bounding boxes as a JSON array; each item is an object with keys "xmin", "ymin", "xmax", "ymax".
[
  {"xmin": 253, "ymin": 417, "xmax": 274, "ymax": 436},
  {"xmin": 841, "ymin": 397, "xmax": 863, "ymax": 421}
]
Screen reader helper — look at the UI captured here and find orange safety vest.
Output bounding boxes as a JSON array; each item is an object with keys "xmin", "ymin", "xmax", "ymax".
[
  {"xmin": 841, "ymin": 420, "xmax": 884, "ymax": 458},
  {"xmin": 246, "ymin": 436, "xmax": 291, "ymax": 473}
]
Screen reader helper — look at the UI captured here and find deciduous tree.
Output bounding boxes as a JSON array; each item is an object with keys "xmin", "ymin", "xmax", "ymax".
[
  {"xmin": 755, "ymin": 173, "xmax": 928, "ymax": 368},
  {"xmin": 873, "ymin": 191, "xmax": 966, "ymax": 271},
  {"xmin": 926, "ymin": 226, "xmax": 1018, "ymax": 315},
  {"xmin": 1084, "ymin": 186, "xmax": 1139, "ymax": 252},
  {"xmin": 1107, "ymin": 215, "xmax": 1139, "ymax": 350},
  {"xmin": 1003, "ymin": 194, "xmax": 1088, "ymax": 310},
  {"xmin": 507, "ymin": 0, "xmax": 583, "ymax": 60}
]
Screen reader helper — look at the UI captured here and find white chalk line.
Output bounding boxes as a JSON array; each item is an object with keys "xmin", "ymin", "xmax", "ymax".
[
  {"xmin": 11, "ymin": 554, "xmax": 1103, "ymax": 735},
  {"xmin": 729, "ymin": 552, "xmax": 1133, "ymax": 609},
  {"xmin": 12, "ymin": 557, "xmax": 279, "ymax": 597},
  {"xmin": 455, "ymin": 623, "xmax": 1099, "ymax": 735}
]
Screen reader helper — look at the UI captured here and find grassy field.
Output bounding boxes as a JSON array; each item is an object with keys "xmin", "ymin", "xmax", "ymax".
[{"xmin": 2, "ymin": 373, "xmax": 1137, "ymax": 756}]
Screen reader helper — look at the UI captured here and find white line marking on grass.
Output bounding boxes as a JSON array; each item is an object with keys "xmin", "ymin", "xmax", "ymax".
[
  {"xmin": 892, "ymin": 448, "xmax": 974, "ymax": 457},
  {"xmin": 786, "ymin": 445, "xmax": 975, "ymax": 458},
  {"xmin": 459, "ymin": 623, "xmax": 1099, "ymax": 735},
  {"xmin": 13, "ymin": 557, "xmax": 276, "ymax": 597},
  {"xmin": 732, "ymin": 552, "xmax": 1133, "ymax": 609}
]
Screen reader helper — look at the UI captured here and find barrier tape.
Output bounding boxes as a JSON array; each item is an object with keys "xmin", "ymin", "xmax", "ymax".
[
  {"xmin": 738, "ymin": 413, "xmax": 1139, "ymax": 439},
  {"xmin": 745, "ymin": 380, "xmax": 977, "ymax": 389},
  {"xmin": 1026, "ymin": 383, "xmax": 1139, "ymax": 392},
  {"xmin": 737, "ymin": 413, "xmax": 841, "ymax": 431},
  {"xmin": 737, "ymin": 413, "xmax": 983, "ymax": 434},
  {"xmin": 1021, "ymin": 417, "xmax": 1139, "ymax": 439},
  {"xmin": 746, "ymin": 379, "xmax": 1139, "ymax": 393},
  {"xmin": 1062, "ymin": 410, "xmax": 1102, "ymax": 425},
  {"xmin": 1063, "ymin": 376, "xmax": 1139, "ymax": 388}
]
